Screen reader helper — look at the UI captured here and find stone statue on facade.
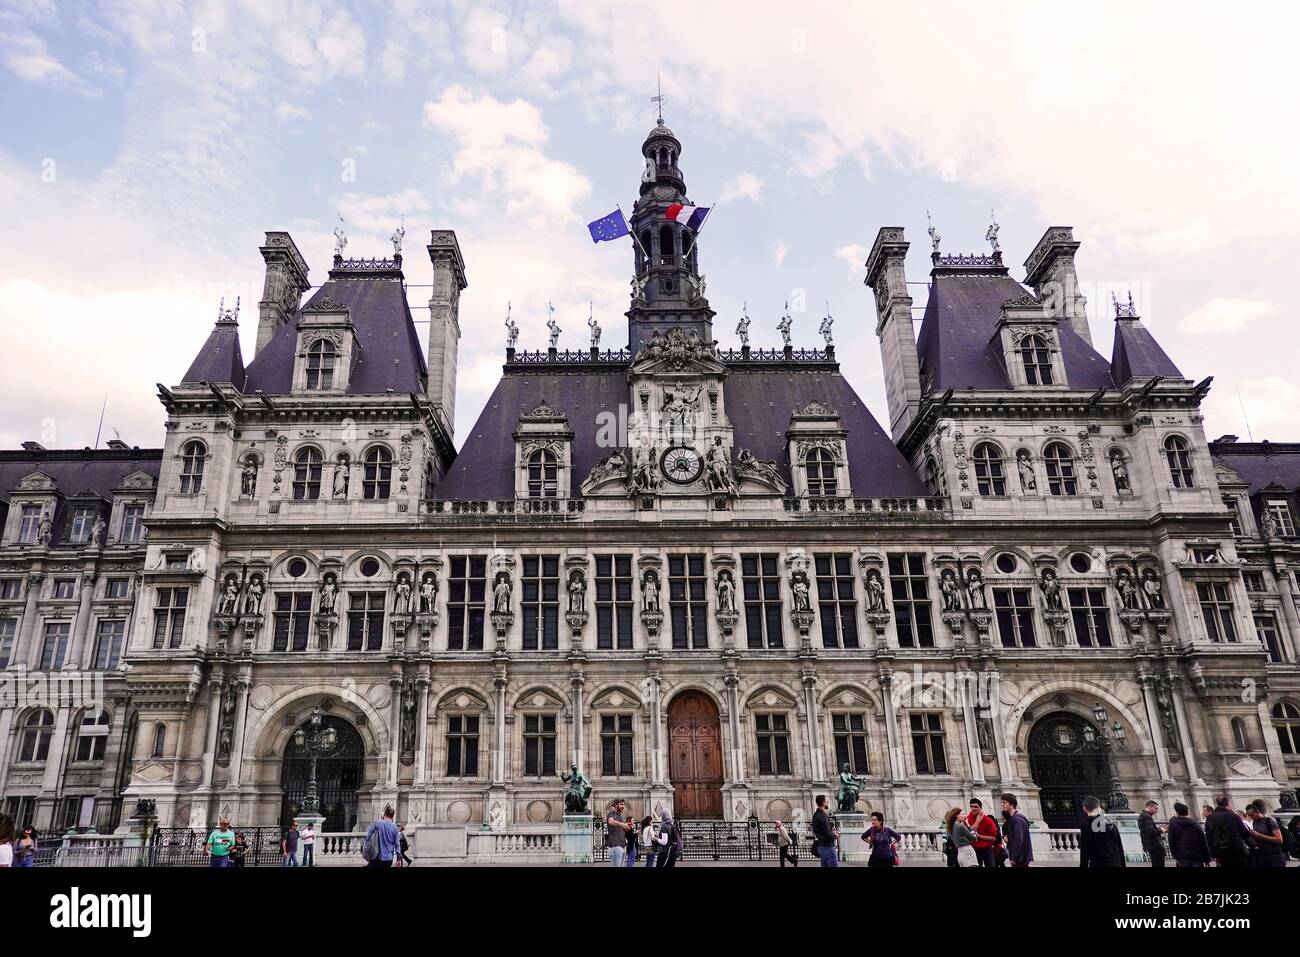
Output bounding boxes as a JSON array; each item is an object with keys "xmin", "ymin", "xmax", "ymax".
[
  {"xmin": 37, "ymin": 510, "xmax": 52, "ymax": 545},
  {"xmin": 985, "ymin": 209, "xmax": 1000, "ymax": 254},
  {"xmin": 965, "ymin": 568, "xmax": 987, "ymax": 610},
  {"xmin": 790, "ymin": 571, "xmax": 811, "ymax": 612},
  {"xmin": 89, "ymin": 516, "xmax": 105, "ymax": 547},
  {"xmin": 319, "ymin": 574, "xmax": 338, "ymax": 614},
  {"xmin": 777, "ymin": 305, "xmax": 793, "ymax": 348},
  {"xmin": 865, "ymin": 569, "xmax": 886, "ymax": 612},
  {"xmin": 218, "ymin": 576, "xmax": 240, "ymax": 616},
  {"xmin": 243, "ymin": 576, "xmax": 264, "ymax": 616},
  {"xmin": 736, "ymin": 304, "xmax": 751, "ymax": 348},
  {"xmin": 641, "ymin": 571, "xmax": 661, "ymax": 613},
  {"xmin": 567, "ymin": 570, "xmax": 586, "ymax": 614},
  {"xmin": 1016, "ymin": 450, "xmax": 1036, "ymax": 492},
  {"xmin": 1115, "ymin": 568, "xmax": 1140, "ymax": 610},
  {"xmin": 400, "ymin": 687, "xmax": 416, "ymax": 754},
  {"xmin": 333, "ymin": 214, "xmax": 347, "ymax": 257},
  {"xmin": 818, "ymin": 309, "xmax": 834, "ymax": 348},
  {"xmin": 1141, "ymin": 569, "xmax": 1165, "ymax": 609},
  {"xmin": 587, "ymin": 450, "xmax": 627, "ymax": 486},
  {"xmin": 735, "ymin": 448, "xmax": 783, "ymax": 489},
  {"xmin": 240, "ymin": 457, "xmax": 258, "ymax": 497},
  {"xmin": 1040, "ymin": 568, "xmax": 1063, "ymax": 610},
  {"xmin": 940, "ymin": 568, "xmax": 961, "ymax": 612},
  {"xmin": 661, "ymin": 384, "xmax": 701, "ymax": 438},
  {"xmin": 393, "ymin": 574, "xmax": 412, "ymax": 616},
  {"xmin": 493, "ymin": 572, "xmax": 513, "ymax": 614},
  {"xmin": 927, "ymin": 209, "xmax": 941, "ymax": 255},
  {"xmin": 391, "ymin": 220, "xmax": 405, "ymax": 257},
  {"xmin": 1110, "ymin": 451, "xmax": 1130, "ymax": 492},
  {"xmin": 560, "ymin": 764, "xmax": 592, "ymax": 814},
  {"xmin": 546, "ymin": 303, "xmax": 561, "ymax": 349},
  {"xmin": 332, "ymin": 455, "xmax": 349, "ymax": 498},
  {"xmin": 705, "ymin": 437, "xmax": 734, "ymax": 493},
  {"xmin": 588, "ymin": 309, "xmax": 601, "ymax": 349},
  {"xmin": 836, "ymin": 763, "xmax": 867, "ymax": 813},
  {"xmin": 630, "ymin": 442, "xmax": 659, "ymax": 494},
  {"xmin": 716, "ymin": 570, "xmax": 736, "ymax": 614},
  {"xmin": 419, "ymin": 572, "xmax": 437, "ymax": 614},
  {"xmin": 505, "ymin": 303, "xmax": 519, "ymax": 351}
]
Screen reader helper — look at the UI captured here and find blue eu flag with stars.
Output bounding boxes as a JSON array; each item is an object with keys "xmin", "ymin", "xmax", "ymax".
[{"xmin": 587, "ymin": 208, "xmax": 630, "ymax": 244}]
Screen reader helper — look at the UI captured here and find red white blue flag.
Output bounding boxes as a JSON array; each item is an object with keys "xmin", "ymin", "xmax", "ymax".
[{"xmin": 665, "ymin": 204, "xmax": 711, "ymax": 231}]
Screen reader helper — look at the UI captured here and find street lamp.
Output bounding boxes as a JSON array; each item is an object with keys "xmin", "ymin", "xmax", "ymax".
[
  {"xmin": 292, "ymin": 707, "xmax": 338, "ymax": 819},
  {"xmin": 1083, "ymin": 703, "xmax": 1130, "ymax": 813}
]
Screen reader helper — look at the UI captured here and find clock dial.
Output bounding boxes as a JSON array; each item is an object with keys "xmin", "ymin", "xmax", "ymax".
[{"xmin": 661, "ymin": 446, "xmax": 704, "ymax": 485}]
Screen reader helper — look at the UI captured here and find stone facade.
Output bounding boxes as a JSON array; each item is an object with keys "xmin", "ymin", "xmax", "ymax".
[{"xmin": 2, "ymin": 121, "xmax": 1298, "ymax": 838}]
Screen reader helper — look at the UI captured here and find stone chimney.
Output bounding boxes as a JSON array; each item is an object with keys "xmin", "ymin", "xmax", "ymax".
[
  {"xmin": 426, "ymin": 230, "xmax": 468, "ymax": 441},
  {"xmin": 865, "ymin": 227, "xmax": 922, "ymax": 441},
  {"xmin": 255, "ymin": 231, "xmax": 310, "ymax": 357},
  {"xmin": 1024, "ymin": 226, "xmax": 1091, "ymax": 347}
]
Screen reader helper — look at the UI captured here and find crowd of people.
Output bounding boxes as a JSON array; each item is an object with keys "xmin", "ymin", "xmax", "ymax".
[
  {"xmin": 199, "ymin": 807, "xmax": 413, "ymax": 867},
  {"xmin": 604, "ymin": 798, "xmax": 684, "ymax": 867}
]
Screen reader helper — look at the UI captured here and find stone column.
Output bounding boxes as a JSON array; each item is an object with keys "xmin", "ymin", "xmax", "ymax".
[
  {"xmin": 1257, "ymin": 699, "xmax": 1290, "ymax": 787},
  {"xmin": 16, "ymin": 573, "xmax": 42, "ymax": 667},
  {"xmin": 387, "ymin": 676, "xmax": 403, "ymax": 788},
  {"xmin": 646, "ymin": 674, "xmax": 664, "ymax": 785},
  {"xmin": 227, "ymin": 677, "xmax": 251, "ymax": 787},
  {"xmin": 570, "ymin": 671, "xmax": 585, "ymax": 773},
  {"xmin": 1271, "ymin": 564, "xmax": 1300, "ymax": 661},
  {"xmin": 1169, "ymin": 677, "xmax": 1204, "ymax": 786},
  {"xmin": 724, "ymin": 673, "xmax": 745, "ymax": 785},
  {"xmin": 492, "ymin": 674, "xmax": 508, "ymax": 785},
  {"xmin": 40, "ymin": 708, "xmax": 72, "ymax": 794},
  {"xmin": 801, "ymin": 668, "xmax": 822, "ymax": 782},
  {"xmin": 879, "ymin": 670, "xmax": 904, "ymax": 782},
  {"xmin": 413, "ymin": 673, "xmax": 431, "ymax": 786},
  {"xmin": 1138, "ymin": 673, "xmax": 1174, "ymax": 783},
  {"xmin": 959, "ymin": 670, "xmax": 986, "ymax": 785},
  {"xmin": 200, "ymin": 677, "xmax": 225, "ymax": 788},
  {"xmin": 64, "ymin": 574, "xmax": 96, "ymax": 670},
  {"xmin": 0, "ymin": 709, "xmax": 14, "ymax": 798}
]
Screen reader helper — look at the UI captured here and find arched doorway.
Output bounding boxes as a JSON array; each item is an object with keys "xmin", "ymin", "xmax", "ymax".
[
  {"xmin": 667, "ymin": 691, "xmax": 723, "ymax": 819},
  {"xmin": 279, "ymin": 714, "xmax": 365, "ymax": 832},
  {"xmin": 1028, "ymin": 711, "xmax": 1114, "ymax": 828}
]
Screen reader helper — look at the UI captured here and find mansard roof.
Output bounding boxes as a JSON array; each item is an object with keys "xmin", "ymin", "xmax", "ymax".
[
  {"xmin": 242, "ymin": 275, "xmax": 427, "ymax": 396},
  {"xmin": 437, "ymin": 362, "xmax": 926, "ymax": 500},
  {"xmin": 0, "ymin": 448, "xmax": 162, "ymax": 504},
  {"xmin": 1110, "ymin": 316, "xmax": 1183, "ymax": 385},
  {"xmin": 182, "ymin": 318, "xmax": 246, "ymax": 388},
  {"xmin": 915, "ymin": 271, "xmax": 1114, "ymax": 391},
  {"xmin": 1209, "ymin": 440, "xmax": 1300, "ymax": 496}
]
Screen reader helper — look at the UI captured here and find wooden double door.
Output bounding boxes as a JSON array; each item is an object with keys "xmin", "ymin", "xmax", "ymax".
[{"xmin": 668, "ymin": 691, "xmax": 724, "ymax": 819}]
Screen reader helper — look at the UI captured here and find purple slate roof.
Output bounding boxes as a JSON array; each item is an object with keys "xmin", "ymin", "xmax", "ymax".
[
  {"xmin": 242, "ymin": 279, "xmax": 427, "ymax": 396},
  {"xmin": 1110, "ymin": 317, "xmax": 1183, "ymax": 384},
  {"xmin": 1210, "ymin": 442, "xmax": 1300, "ymax": 496},
  {"xmin": 437, "ymin": 364, "xmax": 926, "ymax": 499},
  {"xmin": 182, "ymin": 320, "xmax": 246, "ymax": 387},
  {"xmin": 915, "ymin": 272, "xmax": 1114, "ymax": 391}
]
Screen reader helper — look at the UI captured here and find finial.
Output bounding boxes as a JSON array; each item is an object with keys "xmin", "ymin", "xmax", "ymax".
[
  {"xmin": 651, "ymin": 72, "xmax": 665, "ymax": 125},
  {"xmin": 216, "ymin": 296, "xmax": 241, "ymax": 324},
  {"xmin": 1112, "ymin": 290, "xmax": 1139, "ymax": 319},
  {"xmin": 333, "ymin": 213, "xmax": 348, "ymax": 257},
  {"xmin": 926, "ymin": 209, "xmax": 941, "ymax": 255},
  {"xmin": 985, "ymin": 208, "xmax": 1001, "ymax": 254}
]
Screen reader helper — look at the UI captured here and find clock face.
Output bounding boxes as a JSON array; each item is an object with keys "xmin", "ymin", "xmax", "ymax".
[{"xmin": 660, "ymin": 446, "xmax": 704, "ymax": 485}]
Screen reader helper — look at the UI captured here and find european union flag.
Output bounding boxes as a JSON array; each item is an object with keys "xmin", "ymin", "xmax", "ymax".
[{"xmin": 587, "ymin": 208, "xmax": 630, "ymax": 244}]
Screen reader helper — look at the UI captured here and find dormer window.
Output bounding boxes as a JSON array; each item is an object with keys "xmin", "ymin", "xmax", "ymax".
[
  {"xmin": 1043, "ymin": 442, "xmax": 1077, "ymax": 496},
  {"xmin": 973, "ymin": 443, "xmax": 1006, "ymax": 496},
  {"xmin": 306, "ymin": 339, "xmax": 336, "ymax": 390},
  {"xmin": 363, "ymin": 446, "xmax": 392, "ymax": 500},
  {"xmin": 1019, "ymin": 334, "xmax": 1053, "ymax": 385},
  {"xmin": 804, "ymin": 448, "xmax": 837, "ymax": 497},
  {"xmin": 179, "ymin": 441, "xmax": 206, "ymax": 493},
  {"xmin": 1164, "ymin": 435, "xmax": 1194, "ymax": 487},
  {"xmin": 527, "ymin": 448, "xmax": 559, "ymax": 498},
  {"xmin": 292, "ymin": 448, "xmax": 323, "ymax": 500},
  {"xmin": 1266, "ymin": 499, "xmax": 1295, "ymax": 537},
  {"xmin": 121, "ymin": 505, "xmax": 145, "ymax": 543},
  {"xmin": 18, "ymin": 504, "xmax": 41, "ymax": 544},
  {"xmin": 68, "ymin": 506, "xmax": 97, "ymax": 544}
]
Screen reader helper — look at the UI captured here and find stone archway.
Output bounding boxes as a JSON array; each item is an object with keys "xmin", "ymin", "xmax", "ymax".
[
  {"xmin": 667, "ymin": 690, "xmax": 723, "ymax": 819},
  {"xmin": 278, "ymin": 714, "xmax": 365, "ymax": 833},
  {"xmin": 1027, "ymin": 711, "xmax": 1114, "ymax": 828}
]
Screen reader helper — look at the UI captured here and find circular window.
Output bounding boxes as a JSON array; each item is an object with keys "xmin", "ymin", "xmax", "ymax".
[
  {"xmin": 1069, "ymin": 552, "xmax": 1092, "ymax": 574},
  {"xmin": 287, "ymin": 558, "xmax": 307, "ymax": 578},
  {"xmin": 995, "ymin": 553, "xmax": 1018, "ymax": 574},
  {"xmin": 360, "ymin": 558, "xmax": 380, "ymax": 578}
]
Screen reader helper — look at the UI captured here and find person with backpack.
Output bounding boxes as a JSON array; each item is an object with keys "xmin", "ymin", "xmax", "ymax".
[
  {"xmin": 1167, "ymin": 802, "xmax": 1210, "ymax": 867},
  {"xmin": 1204, "ymin": 795, "xmax": 1252, "ymax": 868},
  {"xmin": 1245, "ymin": 800, "xmax": 1287, "ymax": 868},
  {"xmin": 655, "ymin": 809, "xmax": 682, "ymax": 867},
  {"xmin": 1078, "ymin": 797, "xmax": 1126, "ymax": 868},
  {"xmin": 362, "ymin": 805, "xmax": 401, "ymax": 867},
  {"xmin": 1001, "ymin": 793, "xmax": 1034, "ymax": 867}
]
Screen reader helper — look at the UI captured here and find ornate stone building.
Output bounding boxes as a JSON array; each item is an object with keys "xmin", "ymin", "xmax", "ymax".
[{"xmin": 3, "ymin": 120, "xmax": 1298, "ymax": 836}]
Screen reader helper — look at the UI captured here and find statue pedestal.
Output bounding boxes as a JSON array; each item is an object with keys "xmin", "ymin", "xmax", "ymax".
[
  {"xmin": 834, "ymin": 813, "xmax": 868, "ymax": 863},
  {"xmin": 562, "ymin": 814, "xmax": 594, "ymax": 865}
]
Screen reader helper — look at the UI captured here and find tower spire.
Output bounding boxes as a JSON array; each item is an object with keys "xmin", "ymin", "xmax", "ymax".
[{"xmin": 651, "ymin": 73, "xmax": 665, "ymax": 125}]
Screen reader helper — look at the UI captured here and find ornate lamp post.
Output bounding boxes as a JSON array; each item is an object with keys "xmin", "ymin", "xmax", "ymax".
[
  {"xmin": 1083, "ymin": 703, "xmax": 1130, "ymax": 812},
  {"xmin": 292, "ymin": 707, "xmax": 338, "ymax": 821}
]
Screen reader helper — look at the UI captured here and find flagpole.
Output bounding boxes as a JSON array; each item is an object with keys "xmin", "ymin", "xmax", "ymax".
[
  {"xmin": 681, "ymin": 202, "xmax": 711, "ymax": 261},
  {"xmin": 619, "ymin": 205, "xmax": 650, "ymax": 262}
]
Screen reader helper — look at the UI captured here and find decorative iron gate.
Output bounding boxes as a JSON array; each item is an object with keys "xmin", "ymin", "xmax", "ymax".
[
  {"xmin": 150, "ymin": 826, "xmax": 285, "ymax": 866},
  {"xmin": 1028, "ymin": 711, "xmax": 1113, "ymax": 828},
  {"xmin": 594, "ymin": 820, "xmax": 806, "ymax": 862},
  {"xmin": 278, "ymin": 715, "xmax": 364, "ymax": 833}
]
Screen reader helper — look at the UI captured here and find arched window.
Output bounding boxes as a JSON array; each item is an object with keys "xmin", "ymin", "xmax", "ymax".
[
  {"xmin": 1273, "ymin": 702, "xmax": 1300, "ymax": 755},
  {"xmin": 804, "ymin": 448, "xmax": 837, "ymax": 497},
  {"xmin": 306, "ymin": 339, "xmax": 336, "ymax": 390},
  {"xmin": 363, "ymin": 446, "xmax": 393, "ymax": 500},
  {"xmin": 74, "ymin": 709, "xmax": 111, "ymax": 762},
  {"xmin": 292, "ymin": 448, "xmax": 323, "ymax": 500},
  {"xmin": 1164, "ymin": 435, "xmax": 1195, "ymax": 488},
  {"xmin": 1043, "ymin": 442, "xmax": 1078, "ymax": 496},
  {"xmin": 924, "ymin": 457, "xmax": 942, "ymax": 496},
  {"xmin": 658, "ymin": 224, "xmax": 675, "ymax": 263},
  {"xmin": 973, "ymin": 443, "xmax": 1006, "ymax": 496},
  {"xmin": 151, "ymin": 723, "xmax": 167, "ymax": 759},
  {"xmin": 527, "ymin": 448, "xmax": 558, "ymax": 498},
  {"xmin": 19, "ymin": 708, "xmax": 54, "ymax": 761},
  {"xmin": 1230, "ymin": 716, "xmax": 1249, "ymax": 752},
  {"xmin": 179, "ymin": 441, "xmax": 206, "ymax": 494},
  {"xmin": 1019, "ymin": 334, "xmax": 1054, "ymax": 385}
]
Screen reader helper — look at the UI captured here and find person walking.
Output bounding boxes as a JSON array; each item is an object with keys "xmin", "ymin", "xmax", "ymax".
[
  {"xmin": 1000, "ymin": 793, "xmax": 1033, "ymax": 867},
  {"xmin": 965, "ymin": 798, "xmax": 998, "ymax": 868},
  {"xmin": 640, "ymin": 815, "xmax": 662, "ymax": 868},
  {"xmin": 1205, "ymin": 795, "xmax": 1252, "ymax": 868},
  {"xmin": 861, "ymin": 811, "xmax": 902, "ymax": 868},
  {"xmin": 655, "ymin": 809, "xmax": 681, "ymax": 868},
  {"xmin": 362, "ymin": 805, "xmax": 401, "ymax": 868},
  {"xmin": 1245, "ymin": 800, "xmax": 1287, "ymax": 868},
  {"xmin": 229, "ymin": 832, "xmax": 248, "ymax": 868},
  {"xmin": 774, "ymin": 819, "xmax": 798, "ymax": 868},
  {"xmin": 13, "ymin": 826, "xmax": 36, "ymax": 868},
  {"xmin": 605, "ymin": 799, "xmax": 633, "ymax": 867},
  {"xmin": 281, "ymin": 821, "xmax": 300, "ymax": 867},
  {"xmin": 811, "ymin": 795, "xmax": 838, "ymax": 868},
  {"xmin": 624, "ymin": 807, "xmax": 639, "ymax": 867},
  {"xmin": 0, "ymin": 814, "xmax": 14, "ymax": 868},
  {"xmin": 398, "ymin": 824, "xmax": 413, "ymax": 867},
  {"xmin": 206, "ymin": 816, "xmax": 237, "ymax": 868},
  {"xmin": 1138, "ymin": 800, "xmax": 1168, "ymax": 868},
  {"xmin": 944, "ymin": 807, "xmax": 979, "ymax": 867},
  {"xmin": 1166, "ymin": 802, "xmax": 1209, "ymax": 867},
  {"xmin": 1079, "ymin": 797, "xmax": 1126, "ymax": 868},
  {"xmin": 300, "ymin": 821, "xmax": 316, "ymax": 867}
]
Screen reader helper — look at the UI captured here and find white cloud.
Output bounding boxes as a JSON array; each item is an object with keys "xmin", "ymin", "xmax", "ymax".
[
  {"xmin": 1178, "ymin": 297, "xmax": 1275, "ymax": 336},
  {"xmin": 773, "ymin": 240, "xmax": 787, "ymax": 268},
  {"xmin": 334, "ymin": 189, "xmax": 432, "ymax": 234},
  {"xmin": 835, "ymin": 244, "xmax": 867, "ymax": 276},
  {"xmin": 719, "ymin": 171, "xmax": 763, "ymax": 204},
  {"xmin": 274, "ymin": 101, "xmax": 311, "ymax": 122},
  {"xmin": 2, "ymin": 31, "xmax": 98, "ymax": 94}
]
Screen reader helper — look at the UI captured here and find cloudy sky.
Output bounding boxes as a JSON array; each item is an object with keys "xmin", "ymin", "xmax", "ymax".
[{"xmin": 3, "ymin": 0, "xmax": 1299, "ymax": 451}]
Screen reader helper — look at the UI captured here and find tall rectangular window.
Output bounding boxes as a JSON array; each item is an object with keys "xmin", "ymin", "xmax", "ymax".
[
  {"xmin": 272, "ymin": 593, "xmax": 312, "ymax": 652},
  {"xmin": 1223, "ymin": 497, "xmax": 1243, "ymax": 536},
  {"xmin": 1266, "ymin": 500, "xmax": 1295, "ymax": 537},
  {"xmin": 346, "ymin": 592, "xmax": 385, "ymax": 651},
  {"xmin": 447, "ymin": 556, "xmax": 486, "ymax": 651},
  {"xmin": 121, "ymin": 505, "xmax": 145, "ymax": 544},
  {"xmin": 106, "ymin": 578, "xmax": 130, "ymax": 599},
  {"xmin": 993, "ymin": 587, "xmax": 1037, "ymax": 648},
  {"xmin": 0, "ymin": 618, "xmax": 17, "ymax": 669},
  {"xmin": 92, "ymin": 620, "xmax": 125, "ymax": 670},
  {"xmin": 523, "ymin": 714, "xmax": 556, "ymax": 776},
  {"xmin": 1242, "ymin": 571, "xmax": 1266, "ymax": 593},
  {"xmin": 1197, "ymin": 582, "xmax": 1237, "ymax": 642},
  {"xmin": 1068, "ymin": 588, "xmax": 1113, "ymax": 647},
  {"xmin": 910, "ymin": 713, "xmax": 948, "ymax": 774},
  {"xmin": 445, "ymin": 715, "xmax": 480, "ymax": 777},
  {"xmin": 754, "ymin": 713, "xmax": 792, "ymax": 775},
  {"xmin": 18, "ymin": 504, "xmax": 41, "ymax": 544},
  {"xmin": 521, "ymin": 556, "xmax": 559, "ymax": 650},
  {"xmin": 595, "ymin": 555, "xmax": 634, "ymax": 650},
  {"xmin": 669, "ymin": 555, "xmax": 708, "ymax": 650},
  {"xmin": 600, "ymin": 714, "xmax": 635, "ymax": 776},
  {"xmin": 0, "ymin": 579, "xmax": 20, "ymax": 600},
  {"xmin": 833, "ymin": 713, "xmax": 870, "ymax": 774},
  {"xmin": 152, "ymin": 588, "xmax": 188, "ymax": 649},
  {"xmin": 39, "ymin": 622, "xmax": 70, "ymax": 670},
  {"xmin": 52, "ymin": 579, "xmax": 76, "ymax": 600},
  {"xmin": 888, "ymin": 553, "xmax": 934, "ymax": 648},
  {"xmin": 742, "ymin": 554, "xmax": 783, "ymax": 649},
  {"xmin": 68, "ymin": 507, "xmax": 96, "ymax": 544},
  {"xmin": 815, "ymin": 553, "xmax": 859, "ymax": 648},
  {"xmin": 1254, "ymin": 614, "xmax": 1284, "ymax": 663}
]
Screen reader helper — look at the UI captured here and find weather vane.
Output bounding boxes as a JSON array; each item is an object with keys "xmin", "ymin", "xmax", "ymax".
[{"xmin": 651, "ymin": 72, "xmax": 665, "ymax": 124}]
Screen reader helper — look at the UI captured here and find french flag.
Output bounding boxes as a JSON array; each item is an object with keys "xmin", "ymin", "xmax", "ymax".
[{"xmin": 665, "ymin": 204, "xmax": 711, "ymax": 231}]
